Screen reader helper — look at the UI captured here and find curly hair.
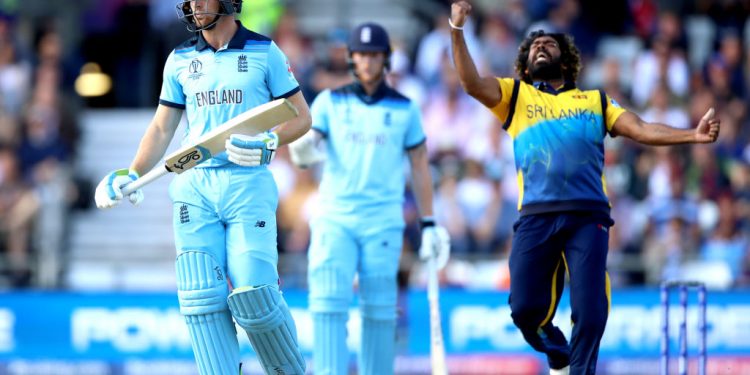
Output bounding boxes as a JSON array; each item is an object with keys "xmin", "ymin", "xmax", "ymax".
[{"xmin": 515, "ymin": 30, "xmax": 582, "ymax": 84}]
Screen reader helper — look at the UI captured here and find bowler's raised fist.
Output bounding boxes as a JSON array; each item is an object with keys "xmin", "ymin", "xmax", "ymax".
[{"xmin": 451, "ymin": 1, "xmax": 472, "ymax": 29}]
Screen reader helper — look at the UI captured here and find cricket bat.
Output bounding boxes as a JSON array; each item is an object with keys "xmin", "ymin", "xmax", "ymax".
[
  {"xmin": 121, "ymin": 98, "xmax": 297, "ymax": 195},
  {"xmin": 428, "ymin": 256, "xmax": 448, "ymax": 375}
]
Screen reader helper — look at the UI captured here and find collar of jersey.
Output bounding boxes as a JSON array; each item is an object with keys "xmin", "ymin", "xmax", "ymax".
[
  {"xmin": 195, "ymin": 21, "xmax": 252, "ymax": 52},
  {"xmin": 352, "ymin": 80, "xmax": 389, "ymax": 104},
  {"xmin": 534, "ymin": 81, "xmax": 576, "ymax": 95}
]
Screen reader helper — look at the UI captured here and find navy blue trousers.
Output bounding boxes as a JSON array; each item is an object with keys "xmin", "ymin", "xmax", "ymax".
[{"xmin": 508, "ymin": 211, "xmax": 612, "ymax": 375}]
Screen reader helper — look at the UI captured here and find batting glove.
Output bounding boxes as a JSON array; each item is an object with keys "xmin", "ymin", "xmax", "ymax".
[
  {"xmin": 419, "ymin": 217, "xmax": 451, "ymax": 270},
  {"xmin": 94, "ymin": 168, "xmax": 144, "ymax": 209},
  {"xmin": 225, "ymin": 131, "xmax": 278, "ymax": 167},
  {"xmin": 288, "ymin": 129, "xmax": 325, "ymax": 168}
]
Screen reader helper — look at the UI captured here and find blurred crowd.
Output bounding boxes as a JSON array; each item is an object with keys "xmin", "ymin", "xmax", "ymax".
[
  {"xmin": 1, "ymin": 0, "xmax": 750, "ymax": 291},
  {"xmin": 0, "ymin": 3, "xmax": 86, "ymax": 289}
]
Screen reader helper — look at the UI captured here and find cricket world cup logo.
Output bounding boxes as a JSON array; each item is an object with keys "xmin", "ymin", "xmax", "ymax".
[{"xmin": 188, "ymin": 59, "xmax": 204, "ymax": 80}]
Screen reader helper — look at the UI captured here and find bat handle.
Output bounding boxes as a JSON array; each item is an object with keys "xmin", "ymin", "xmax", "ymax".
[
  {"xmin": 427, "ymin": 256, "xmax": 440, "ymax": 301},
  {"xmin": 120, "ymin": 165, "xmax": 169, "ymax": 196},
  {"xmin": 427, "ymin": 255, "xmax": 449, "ymax": 375}
]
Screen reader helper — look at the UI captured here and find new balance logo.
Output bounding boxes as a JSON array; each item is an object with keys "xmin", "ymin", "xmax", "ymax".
[
  {"xmin": 179, "ymin": 204, "xmax": 190, "ymax": 223},
  {"xmin": 238, "ymin": 54, "xmax": 248, "ymax": 72},
  {"xmin": 255, "ymin": 221, "xmax": 266, "ymax": 228}
]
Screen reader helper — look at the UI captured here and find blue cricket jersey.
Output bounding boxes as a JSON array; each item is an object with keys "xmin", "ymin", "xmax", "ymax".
[
  {"xmin": 159, "ymin": 22, "xmax": 299, "ymax": 168},
  {"xmin": 310, "ymin": 82, "xmax": 426, "ymax": 227}
]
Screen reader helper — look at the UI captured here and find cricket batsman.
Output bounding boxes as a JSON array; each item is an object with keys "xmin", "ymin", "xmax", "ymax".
[
  {"xmin": 94, "ymin": 0, "xmax": 311, "ymax": 373},
  {"xmin": 288, "ymin": 22, "xmax": 450, "ymax": 375}
]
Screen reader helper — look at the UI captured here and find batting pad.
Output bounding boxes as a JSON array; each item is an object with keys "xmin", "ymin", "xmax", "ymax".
[
  {"xmin": 359, "ymin": 275, "xmax": 398, "ymax": 375},
  {"xmin": 308, "ymin": 265, "xmax": 352, "ymax": 374},
  {"xmin": 312, "ymin": 312, "xmax": 349, "ymax": 375},
  {"xmin": 176, "ymin": 251, "xmax": 240, "ymax": 375},
  {"xmin": 228, "ymin": 285, "xmax": 306, "ymax": 374},
  {"xmin": 308, "ymin": 264, "xmax": 353, "ymax": 313}
]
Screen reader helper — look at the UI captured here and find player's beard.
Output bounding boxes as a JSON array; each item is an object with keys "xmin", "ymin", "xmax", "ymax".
[
  {"xmin": 529, "ymin": 57, "xmax": 563, "ymax": 82},
  {"xmin": 361, "ymin": 70, "xmax": 385, "ymax": 85},
  {"xmin": 355, "ymin": 65, "xmax": 386, "ymax": 85},
  {"xmin": 194, "ymin": 12, "xmax": 220, "ymax": 30}
]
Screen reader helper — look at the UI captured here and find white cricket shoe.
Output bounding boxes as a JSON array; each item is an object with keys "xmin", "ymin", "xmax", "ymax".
[{"xmin": 550, "ymin": 366, "xmax": 569, "ymax": 375}]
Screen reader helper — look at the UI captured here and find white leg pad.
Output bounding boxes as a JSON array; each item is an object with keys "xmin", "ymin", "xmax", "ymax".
[
  {"xmin": 176, "ymin": 251, "xmax": 240, "ymax": 375},
  {"xmin": 228, "ymin": 285, "xmax": 306, "ymax": 375},
  {"xmin": 358, "ymin": 275, "xmax": 398, "ymax": 375}
]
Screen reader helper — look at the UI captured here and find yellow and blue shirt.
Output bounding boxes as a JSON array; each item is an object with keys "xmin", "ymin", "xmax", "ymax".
[{"xmin": 490, "ymin": 79, "xmax": 625, "ymax": 216}]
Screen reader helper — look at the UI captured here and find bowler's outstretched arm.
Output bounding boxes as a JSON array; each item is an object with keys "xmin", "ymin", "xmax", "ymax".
[{"xmin": 611, "ymin": 107, "xmax": 720, "ymax": 145}]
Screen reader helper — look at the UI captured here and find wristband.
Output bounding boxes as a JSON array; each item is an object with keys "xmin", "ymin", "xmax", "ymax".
[
  {"xmin": 448, "ymin": 18, "xmax": 464, "ymax": 31},
  {"xmin": 420, "ymin": 217, "xmax": 436, "ymax": 230}
]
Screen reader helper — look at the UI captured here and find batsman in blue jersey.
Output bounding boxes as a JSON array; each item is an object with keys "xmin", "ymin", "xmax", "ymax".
[
  {"xmin": 289, "ymin": 23, "xmax": 451, "ymax": 375},
  {"xmin": 93, "ymin": 1, "xmax": 310, "ymax": 374}
]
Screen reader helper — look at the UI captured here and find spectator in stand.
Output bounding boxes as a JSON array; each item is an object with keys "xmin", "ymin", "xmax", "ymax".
[
  {"xmin": 388, "ymin": 46, "xmax": 427, "ymax": 109},
  {"xmin": 415, "ymin": 9, "xmax": 482, "ymax": 88},
  {"xmin": 685, "ymin": 144, "xmax": 729, "ymax": 203},
  {"xmin": 640, "ymin": 82, "xmax": 689, "ymax": 129},
  {"xmin": 728, "ymin": 161, "xmax": 750, "ymax": 231},
  {"xmin": 738, "ymin": 252, "xmax": 750, "ymax": 287},
  {"xmin": 0, "ymin": 145, "xmax": 39, "ymax": 287},
  {"xmin": 524, "ymin": 0, "xmax": 580, "ymax": 39},
  {"xmin": 310, "ymin": 28, "xmax": 352, "ymax": 98},
  {"xmin": 700, "ymin": 192, "xmax": 748, "ymax": 285},
  {"xmin": 422, "ymin": 54, "xmax": 492, "ymax": 161},
  {"xmin": 600, "ymin": 57, "xmax": 632, "ymax": 109},
  {"xmin": 643, "ymin": 171, "xmax": 701, "ymax": 283},
  {"xmin": 632, "ymin": 34, "xmax": 689, "ymax": 108},
  {"xmin": 0, "ymin": 15, "xmax": 31, "ymax": 118},
  {"xmin": 18, "ymin": 37, "xmax": 80, "ymax": 187},
  {"xmin": 654, "ymin": 11, "xmax": 688, "ymax": 52},
  {"xmin": 630, "ymin": 0, "xmax": 658, "ymax": 40},
  {"xmin": 712, "ymin": 29, "xmax": 746, "ymax": 98},
  {"xmin": 713, "ymin": 108, "xmax": 745, "ymax": 162},
  {"xmin": 646, "ymin": 146, "xmax": 683, "ymax": 201},
  {"xmin": 0, "ymin": 114, "xmax": 19, "ymax": 146},
  {"xmin": 456, "ymin": 158, "xmax": 499, "ymax": 254},
  {"xmin": 480, "ymin": 13, "xmax": 518, "ymax": 78},
  {"xmin": 273, "ymin": 11, "xmax": 317, "ymax": 103},
  {"xmin": 277, "ymin": 166, "xmax": 317, "ymax": 255},
  {"xmin": 434, "ymin": 155, "xmax": 471, "ymax": 255}
]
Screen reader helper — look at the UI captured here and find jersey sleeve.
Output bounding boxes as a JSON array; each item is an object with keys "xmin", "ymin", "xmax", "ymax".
[
  {"xmin": 159, "ymin": 51, "xmax": 186, "ymax": 108},
  {"xmin": 404, "ymin": 101, "xmax": 426, "ymax": 149},
  {"xmin": 310, "ymin": 90, "xmax": 331, "ymax": 137},
  {"xmin": 603, "ymin": 94, "xmax": 626, "ymax": 132},
  {"xmin": 266, "ymin": 41, "xmax": 300, "ymax": 99},
  {"xmin": 488, "ymin": 77, "xmax": 517, "ymax": 123}
]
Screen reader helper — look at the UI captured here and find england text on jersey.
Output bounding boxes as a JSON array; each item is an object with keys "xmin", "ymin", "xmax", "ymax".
[{"xmin": 195, "ymin": 89, "xmax": 243, "ymax": 107}]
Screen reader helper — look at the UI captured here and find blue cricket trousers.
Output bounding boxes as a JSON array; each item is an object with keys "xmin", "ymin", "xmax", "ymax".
[{"xmin": 508, "ymin": 211, "xmax": 613, "ymax": 375}]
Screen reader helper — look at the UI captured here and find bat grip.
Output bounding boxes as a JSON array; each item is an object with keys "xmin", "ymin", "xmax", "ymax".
[{"xmin": 120, "ymin": 165, "xmax": 169, "ymax": 196}]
